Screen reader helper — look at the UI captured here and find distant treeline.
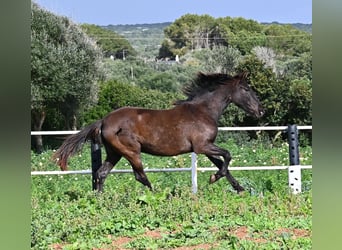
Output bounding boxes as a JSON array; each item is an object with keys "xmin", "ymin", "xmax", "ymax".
[{"xmin": 31, "ymin": 3, "xmax": 312, "ymax": 151}]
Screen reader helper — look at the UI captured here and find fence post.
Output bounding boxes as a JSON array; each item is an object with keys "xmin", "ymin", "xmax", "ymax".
[
  {"xmin": 287, "ymin": 125, "xmax": 301, "ymax": 194},
  {"xmin": 91, "ymin": 141, "xmax": 102, "ymax": 191},
  {"xmin": 191, "ymin": 152, "xmax": 198, "ymax": 194}
]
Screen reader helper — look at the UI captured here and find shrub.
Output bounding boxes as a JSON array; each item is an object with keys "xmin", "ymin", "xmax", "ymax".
[{"xmin": 80, "ymin": 80, "xmax": 183, "ymax": 125}]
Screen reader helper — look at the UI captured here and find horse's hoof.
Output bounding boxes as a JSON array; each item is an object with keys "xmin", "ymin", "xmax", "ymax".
[
  {"xmin": 237, "ymin": 190, "xmax": 246, "ymax": 196},
  {"xmin": 209, "ymin": 174, "xmax": 217, "ymax": 184},
  {"xmin": 236, "ymin": 186, "xmax": 245, "ymax": 194}
]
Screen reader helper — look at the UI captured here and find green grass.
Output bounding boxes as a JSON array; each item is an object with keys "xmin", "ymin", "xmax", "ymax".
[{"xmin": 31, "ymin": 139, "xmax": 312, "ymax": 249}]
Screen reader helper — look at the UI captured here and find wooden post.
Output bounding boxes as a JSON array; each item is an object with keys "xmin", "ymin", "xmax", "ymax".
[
  {"xmin": 91, "ymin": 141, "xmax": 102, "ymax": 191},
  {"xmin": 191, "ymin": 152, "xmax": 198, "ymax": 194},
  {"xmin": 287, "ymin": 125, "xmax": 301, "ymax": 194}
]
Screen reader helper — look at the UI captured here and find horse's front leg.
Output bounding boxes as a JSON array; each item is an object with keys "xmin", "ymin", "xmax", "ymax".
[
  {"xmin": 206, "ymin": 155, "xmax": 226, "ymax": 183},
  {"xmin": 204, "ymin": 145, "xmax": 244, "ymax": 193}
]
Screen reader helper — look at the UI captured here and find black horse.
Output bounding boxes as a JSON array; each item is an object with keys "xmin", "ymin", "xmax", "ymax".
[{"xmin": 53, "ymin": 72, "xmax": 264, "ymax": 193}]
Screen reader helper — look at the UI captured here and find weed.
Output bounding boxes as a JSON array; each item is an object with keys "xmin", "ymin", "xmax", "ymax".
[{"xmin": 31, "ymin": 140, "xmax": 312, "ymax": 249}]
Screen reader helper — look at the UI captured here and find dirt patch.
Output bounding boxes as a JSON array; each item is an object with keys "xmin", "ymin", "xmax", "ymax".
[
  {"xmin": 275, "ymin": 228, "xmax": 311, "ymax": 239},
  {"xmin": 143, "ymin": 229, "xmax": 164, "ymax": 239},
  {"xmin": 231, "ymin": 226, "xmax": 249, "ymax": 239},
  {"xmin": 50, "ymin": 227, "xmax": 311, "ymax": 249},
  {"xmin": 172, "ymin": 243, "xmax": 215, "ymax": 250},
  {"xmin": 107, "ymin": 236, "xmax": 132, "ymax": 250},
  {"xmin": 230, "ymin": 226, "xmax": 268, "ymax": 244},
  {"xmin": 50, "ymin": 243, "xmax": 65, "ymax": 250},
  {"xmin": 109, "ymin": 229, "xmax": 217, "ymax": 250},
  {"xmin": 229, "ymin": 226, "xmax": 311, "ymax": 244},
  {"xmin": 108, "ymin": 229, "xmax": 164, "ymax": 250}
]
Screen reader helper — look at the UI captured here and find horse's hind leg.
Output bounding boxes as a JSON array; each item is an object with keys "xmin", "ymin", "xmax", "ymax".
[
  {"xmin": 124, "ymin": 153, "xmax": 152, "ymax": 190},
  {"xmin": 108, "ymin": 129, "xmax": 152, "ymax": 190},
  {"xmin": 131, "ymin": 157, "xmax": 152, "ymax": 190},
  {"xmin": 95, "ymin": 154, "xmax": 121, "ymax": 192}
]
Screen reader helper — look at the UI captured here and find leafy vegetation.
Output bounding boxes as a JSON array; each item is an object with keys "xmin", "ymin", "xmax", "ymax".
[
  {"xmin": 104, "ymin": 23, "xmax": 170, "ymax": 59},
  {"xmin": 237, "ymin": 55, "xmax": 312, "ymax": 128},
  {"xmin": 159, "ymin": 15, "xmax": 311, "ymax": 58},
  {"xmin": 31, "ymin": 137, "xmax": 312, "ymax": 249},
  {"xmin": 31, "ymin": 4, "xmax": 312, "ymax": 249},
  {"xmin": 31, "ymin": 3, "xmax": 103, "ymax": 151},
  {"xmin": 81, "ymin": 24, "xmax": 136, "ymax": 59},
  {"xmin": 101, "ymin": 58, "xmax": 197, "ymax": 93},
  {"xmin": 105, "ymin": 22, "xmax": 311, "ymax": 60},
  {"xmin": 80, "ymin": 80, "xmax": 182, "ymax": 125},
  {"xmin": 31, "ymin": 5, "xmax": 312, "ymax": 150}
]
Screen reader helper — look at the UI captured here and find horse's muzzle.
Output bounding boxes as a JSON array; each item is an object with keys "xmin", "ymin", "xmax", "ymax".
[{"xmin": 257, "ymin": 108, "xmax": 265, "ymax": 118}]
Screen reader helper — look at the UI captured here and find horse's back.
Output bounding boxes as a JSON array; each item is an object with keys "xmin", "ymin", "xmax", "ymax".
[{"xmin": 100, "ymin": 105, "xmax": 218, "ymax": 156}]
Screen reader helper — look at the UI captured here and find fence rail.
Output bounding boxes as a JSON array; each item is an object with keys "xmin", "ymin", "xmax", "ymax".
[
  {"xmin": 31, "ymin": 125, "xmax": 312, "ymax": 194},
  {"xmin": 30, "ymin": 125, "xmax": 312, "ymax": 135}
]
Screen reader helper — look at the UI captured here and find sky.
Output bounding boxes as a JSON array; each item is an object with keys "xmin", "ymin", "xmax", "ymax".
[{"xmin": 33, "ymin": 0, "xmax": 312, "ymax": 26}]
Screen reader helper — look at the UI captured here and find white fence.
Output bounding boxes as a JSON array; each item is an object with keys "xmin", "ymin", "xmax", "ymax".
[{"xmin": 31, "ymin": 126, "xmax": 312, "ymax": 194}]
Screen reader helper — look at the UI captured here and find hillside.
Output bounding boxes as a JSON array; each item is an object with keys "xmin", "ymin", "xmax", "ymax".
[
  {"xmin": 290, "ymin": 23, "xmax": 312, "ymax": 33},
  {"xmin": 103, "ymin": 21, "xmax": 311, "ymax": 59},
  {"xmin": 263, "ymin": 22, "xmax": 312, "ymax": 33},
  {"xmin": 103, "ymin": 22, "xmax": 172, "ymax": 59}
]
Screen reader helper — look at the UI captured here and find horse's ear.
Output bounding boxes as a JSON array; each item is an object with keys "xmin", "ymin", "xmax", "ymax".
[
  {"xmin": 241, "ymin": 71, "xmax": 249, "ymax": 79},
  {"xmin": 197, "ymin": 71, "xmax": 206, "ymax": 80},
  {"xmin": 235, "ymin": 71, "xmax": 249, "ymax": 85},
  {"xmin": 235, "ymin": 71, "xmax": 249, "ymax": 81}
]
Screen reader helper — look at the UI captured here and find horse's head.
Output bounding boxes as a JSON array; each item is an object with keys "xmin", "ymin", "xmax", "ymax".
[{"xmin": 230, "ymin": 72, "xmax": 265, "ymax": 118}]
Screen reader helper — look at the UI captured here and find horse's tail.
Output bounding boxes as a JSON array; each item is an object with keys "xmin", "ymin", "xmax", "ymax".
[{"xmin": 52, "ymin": 120, "xmax": 102, "ymax": 170}]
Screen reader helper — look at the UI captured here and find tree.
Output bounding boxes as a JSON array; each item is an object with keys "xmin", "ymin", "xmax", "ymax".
[
  {"xmin": 285, "ymin": 78, "xmax": 312, "ymax": 125},
  {"xmin": 217, "ymin": 17, "xmax": 266, "ymax": 55},
  {"xmin": 160, "ymin": 14, "xmax": 311, "ymax": 59},
  {"xmin": 276, "ymin": 51, "xmax": 312, "ymax": 80},
  {"xmin": 31, "ymin": 3, "xmax": 103, "ymax": 152},
  {"xmin": 237, "ymin": 55, "xmax": 311, "ymax": 129},
  {"xmin": 138, "ymin": 72, "xmax": 179, "ymax": 92},
  {"xmin": 183, "ymin": 45, "xmax": 242, "ymax": 74},
  {"xmin": 81, "ymin": 80, "xmax": 182, "ymax": 125},
  {"xmin": 252, "ymin": 46, "xmax": 277, "ymax": 73},
  {"xmin": 236, "ymin": 55, "xmax": 286, "ymax": 126},
  {"xmin": 160, "ymin": 14, "xmax": 227, "ymax": 58},
  {"xmin": 81, "ymin": 24, "xmax": 136, "ymax": 59},
  {"xmin": 228, "ymin": 30, "xmax": 266, "ymax": 55},
  {"xmin": 263, "ymin": 24, "xmax": 312, "ymax": 56}
]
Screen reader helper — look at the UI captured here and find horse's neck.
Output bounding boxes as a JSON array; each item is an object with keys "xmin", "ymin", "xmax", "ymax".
[{"xmin": 196, "ymin": 93, "xmax": 230, "ymax": 123}]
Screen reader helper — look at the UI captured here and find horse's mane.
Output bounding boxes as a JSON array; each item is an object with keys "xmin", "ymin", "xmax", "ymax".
[{"xmin": 174, "ymin": 72, "xmax": 234, "ymax": 105}]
